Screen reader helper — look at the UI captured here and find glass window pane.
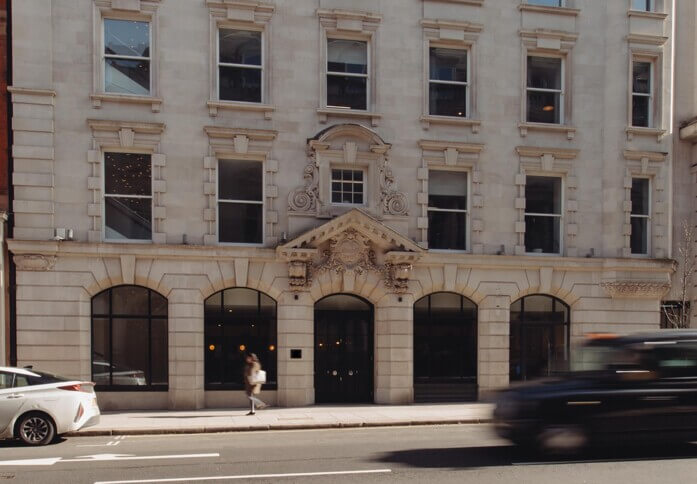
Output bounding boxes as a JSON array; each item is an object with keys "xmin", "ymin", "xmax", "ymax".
[
  {"xmin": 219, "ymin": 29, "xmax": 261, "ymax": 65},
  {"xmin": 105, "ymin": 58, "xmax": 150, "ymax": 95},
  {"xmin": 429, "ymin": 171, "xmax": 467, "ymax": 210},
  {"xmin": 631, "ymin": 217, "xmax": 649, "ymax": 254},
  {"xmin": 105, "ymin": 196, "xmax": 152, "ymax": 240},
  {"xmin": 525, "ymin": 215, "xmax": 560, "ymax": 253},
  {"xmin": 218, "ymin": 159, "xmax": 263, "ymax": 201},
  {"xmin": 327, "ymin": 75, "xmax": 367, "ymax": 110},
  {"xmin": 150, "ymin": 318, "xmax": 168, "ymax": 386},
  {"xmin": 92, "ymin": 317, "xmax": 110, "ymax": 386},
  {"xmin": 524, "ymin": 295, "xmax": 555, "ymax": 314},
  {"xmin": 631, "ymin": 178, "xmax": 650, "ymax": 215},
  {"xmin": 315, "ymin": 294, "xmax": 371, "ymax": 311},
  {"xmin": 151, "ymin": 292, "xmax": 167, "ymax": 316},
  {"xmin": 327, "ymin": 39, "xmax": 367, "ymax": 74},
  {"xmin": 104, "ymin": 19, "xmax": 149, "ymax": 57},
  {"xmin": 428, "ymin": 210, "xmax": 466, "ymax": 250},
  {"xmin": 632, "ymin": 95, "xmax": 650, "ymax": 127},
  {"xmin": 632, "ymin": 0, "xmax": 651, "ymax": 11},
  {"xmin": 105, "ymin": 153, "xmax": 151, "ymax": 196},
  {"xmin": 527, "ymin": 56, "xmax": 562, "ymax": 90},
  {"xmin": 429, "ymin": 47, "xmax": 467, "ymax": 82},
  {"xmin": 92, "ymin": 291, "xmax": 109, "ymax": 315},
  {"xmin": 205, "ymin": 291, "xmax": 222, "ymax": 314},
  {"xmin": 633, "ymin": 62, "xmax": 651, "ymax": 94},
  {"xmin": 430, "ymin": 292, "xmax": 462, "ymax": 309},
  {"xmin": 528, "ymin": 0, "xmax": 562, "ymax": 5},
  {"xmin": 525, "ymin": 176, "xmax": 561, "ymax": 214},
  {"xmin": 527, "ymin": 90, "xmax": 561, "ymax": 124},
  {"xmin": 112, "ymin": 318, "xmax": 149, "ymax": 386},
  {"xmin": 219, "ymin": 202, "xmax": 263, "ymax": 244},
  {"xmin": 429, "ymin": 83, "xmax": 467, "ymax": 117},
  {"xmin": 112, "ymin": 286, "xmax": 149, "ymax": 315},
  {"xmin": 224, "ymin": 288, "xmax": 258, "ymax": 314},
  {"xmin": 219, "ymin": 66, "xmax": 261, "ymax": 102}
]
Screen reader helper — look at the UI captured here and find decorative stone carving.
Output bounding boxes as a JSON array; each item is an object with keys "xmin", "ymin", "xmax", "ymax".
[
  {"xmin": 288, "ymin": 260, "xmax": 311, "ymax": 288},
  {"xmin": 315, "ymin": 228, "xmax": 380, "ymax": 277},
  {"xmin": 383, "ymin": 262, "xmax": 413, "ymax": 292},
  {"xmin": 600, "ymin": 280, "xmax": 670, "ymax": 299},
  {"xmin": 14, "ymin": 254, "xmax": 57, "ymax": 272},
  {"xmin": 379, "ymin": 159, "xmax": 409, "ymax": 216},
  {"xmin": 288, "ymin": 158, "xmax": 320, "ymax": 212}
]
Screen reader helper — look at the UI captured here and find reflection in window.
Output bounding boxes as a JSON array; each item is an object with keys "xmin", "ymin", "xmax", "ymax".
[
  {"xmin": 632, "ymin": 0, "xmax": 652, "ymax": 11},
  {"xmin": 528, "ymin": 0, "xmax": 562, "ymax": 6},
  {"xmin": 525, "ymin": 176, "xmax": 562, "ymax": 254},
  {"xmin": 630, "ymin": 178, "xmax": 650, "ymax": 254},
  {"xmin": 204, "ymin": 288, "xmax": 277, "ymax": 389},
  {"xmin": 429, "ymin": 47, "xmax": 468, "ymax": 117},
  {"xmin": 327, "ymin": 39, "xmax": 368, "ymax": 110},
  {"xmin": 428, "ymin": 171, "xmax": 468, "ymax": 250},
  {"xmin": 632, "ymin": 61, "xmax": 652, "ymax": 127},
  {"xmin": 104, "ymin": 19, "xmax": 150, "ymax": 95},
  {"xmin": 218, "ymin": 29, "xmax": 262, "ymax": 102},
  {"xmin": 510, "ymin": 295, "xmax": 569, "ymax": 381},
  {"xmin": 218, "ymin": 159, "xmax": 263, "ymax": 244},
  {"xmin": 331, "ymin": 169, "xmax": 364, "ymax": 205},
  {"xmin": 91, "ymin": 286, "xmax": 168, "ymax": 389},
  {"xmin": 526, "ymin": 56, "xmax": 563, "ymax": 124},
  {"xmin": 104, "ymin": 153, "xmax": 152, "ymax": 241}
]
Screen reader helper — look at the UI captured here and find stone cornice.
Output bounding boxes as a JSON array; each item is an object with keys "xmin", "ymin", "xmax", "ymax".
[
  {"xmin": 422, "ymin": 0, "xmax": 484, "ymax": 5},
  {"xmin": 516, "ymin": 146, "xmax": 579, "ymax": 160},
  {"xmin": 419, "ymin": 140, "xmax": 485, "ymax": 154},
  {"xmin": 623, "ymin": 149, "xmax": 668, "ymax": 162},
  {"xmin": 626, "ymin": 33, "xmax": 669, "ymax": 46},
  {"xmin": 520, "ymin": 28, "xmax": 578, "ymax": 43},
  {"xmin": 317, "ymin": 8, "xmax": 382, "ymax": 24},
  {"xmin": 600, "ymin": 280, "xmax": 671, "ymax": 299},
  {"xmin": 87, "ymin": 119, "xmax": 165, "ymax": 135},
  {"xmin": 421, "ymin": 19, "xmax": 483, "ymax": 34},
  {"xmin": 203, "ymin": 126, "xmax": 277, "ymax": 142},
  {"xmin": 518, "ymin": 4, "xmax": 580, "ymax": 17},
  {"xmin": 627, "ymin": 10, "xmax": 668, "ymax": 21},
  {"xmin": 7, "ymin": 86, "xmax": 56, "ymax": 97}
]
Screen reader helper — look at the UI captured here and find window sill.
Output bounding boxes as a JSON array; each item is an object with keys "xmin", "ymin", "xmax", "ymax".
[
  {"xmin": 421, "ymin": 115, "xmax": 481, "ymax": 133},
  {"xmin": 519, "ymin": 122, "xmax": 576, "ymax": 140},
  {"xmin": 518, "ymin": 4, "xmax": 580, "ymax": 17},
  {"xmin": 626, "ymin": 126, "xmax": 666, "ymax": 142},
  {"xmin": 91, "ymin": 93, "xmax": 162, "ymax": 113},
  {"xmin": 207, "ymin": 100, "xmax": 275, "ymax": 119},
  {"xmin": 317, "ymin": 108, "xmax": 382, "ymax": 127},
  {"xmin": 627, "ymin": 10, "xmax": 668, "ymax": 20},
  {"xmin": 422, "ymin": 0, "xmax": 483, "ymax": 5}
]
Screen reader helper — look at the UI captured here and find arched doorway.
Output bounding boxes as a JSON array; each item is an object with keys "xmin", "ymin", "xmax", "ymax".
[
  {"xmin": 314, "ymin": 294, "xmax": 373, "ymax": 403},
  {"xmin": 413, "ymin": 292, "xmax": 478, "ymax": 402},
  {"xmin": 510, "ymin": 294, "xmax": 570, "ymax": 381}
]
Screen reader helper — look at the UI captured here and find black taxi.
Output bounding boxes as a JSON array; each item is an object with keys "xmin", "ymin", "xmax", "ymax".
[{"xmin": 494, "ymin": 330, "xmax": 697, "ymax": 453}]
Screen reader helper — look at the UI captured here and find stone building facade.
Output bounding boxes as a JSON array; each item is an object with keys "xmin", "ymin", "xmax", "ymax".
[{"xmin": 7, "ymin": 0, "xmax": 691, "ymax": 409}]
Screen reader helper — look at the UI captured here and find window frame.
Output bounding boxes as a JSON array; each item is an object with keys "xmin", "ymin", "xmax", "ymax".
[
  {"xmin": 330, "ymin": 167, "xmax": 367, "ymax": 207},
  {"xmin": 630, "ymin": 177, "xmax": 651, "ymax": 256},
  {"xmin": 102, "ymin": 151, "xmax": 154, "ymax": 244},
  {"xmin": 427, "ymin": 168, "xmax": 470, "ymax": 252},
  {"xmin": 428, "ymin": 45, "xmax": 470, "ymax": 118},
  {"xmin": 526, "ymin": 0, "xmax": 564, "ymax": 6},
  {"xmin": 216, "ymin": 26, "xmax": 265, "ymax": 104},
  {"xmin": 525, "ymin": 54, "xmax": 565, "ymax": 125},
  {"xmin": 101, "ymin": 17, "xmax": 152, "ymax": 96},
  {"xmin": 91, "ymin": 285, "xmax": 168, "ymax": 392},
  {"xmin": 631, "ymin": 58, "xmax": 653, "ymax": 128},
  {"xmin": 216, "ymin": 158, "xmax": 266, "ymax": 246},
  {"xmin": 524, "ymin": 175, "xmax": 564, "ymax": 256},
  {"xmin": 325, "ymin": 36, "xmax": 371, "ymax": 111}
]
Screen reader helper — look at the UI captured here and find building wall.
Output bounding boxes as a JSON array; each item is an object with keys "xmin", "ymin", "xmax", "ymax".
[{"xmin": 8, "ymin": 0, "xmax": 682, "ymax": 409}]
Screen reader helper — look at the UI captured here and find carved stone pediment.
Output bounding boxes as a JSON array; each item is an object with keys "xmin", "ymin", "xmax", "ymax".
[
  {"xmin": 600, "ymin": 280, "xmax": 670, "ymax": 299},
  {"xmin": 277, "ymin": 209, "xmax": 422, "ymax": 292}
]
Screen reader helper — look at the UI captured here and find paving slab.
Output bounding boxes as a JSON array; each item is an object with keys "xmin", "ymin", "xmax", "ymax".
[{"xmin": 68, "ymin": 403, "xmax": 494, "ymax": 437}]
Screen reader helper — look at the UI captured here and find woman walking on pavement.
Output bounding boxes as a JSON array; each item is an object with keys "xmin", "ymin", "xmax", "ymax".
[{"xmin": 244, "ymin": 353, "xmax": 267, "ymax": 415}]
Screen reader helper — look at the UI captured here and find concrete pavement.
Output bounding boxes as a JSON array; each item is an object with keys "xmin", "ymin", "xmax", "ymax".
[{"xmin": 69, "ymin": 403, "xmax": 494, "ymax": 436}]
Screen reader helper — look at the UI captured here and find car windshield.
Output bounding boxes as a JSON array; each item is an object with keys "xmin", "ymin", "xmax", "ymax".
[{"xmin": 26, "ymin": 370, "xmax": 70, "ymax": 385}]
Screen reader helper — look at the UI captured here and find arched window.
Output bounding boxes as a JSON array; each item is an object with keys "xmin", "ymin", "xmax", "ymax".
[
  {"xmin": 414, "ymin": 292, "xmax": 478, "ymax": 401},
  {"xmin": 510, "ymin": 294, "xmax": 570, "ymax": 381},
  {"xmin": 91, "ymin": 285, "xmax": 168, "ymax": 389},
  {"xmin": 204, "ymin": 288, "xmax": 277, "ymax": 389}
]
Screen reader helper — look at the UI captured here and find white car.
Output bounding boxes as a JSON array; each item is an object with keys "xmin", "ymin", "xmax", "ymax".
[{"xmin": 0, "ymin": 366, "xmax": 100, "ymax": 445}]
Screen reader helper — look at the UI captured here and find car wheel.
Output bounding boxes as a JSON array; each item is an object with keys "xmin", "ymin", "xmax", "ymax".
[
  {"xmin": 537, "ymin": 424, "xmax": 588, "ymax": 455},
  {"xmin": 16, "ymin": 412, "xmax": 56, "ymax": 446}
]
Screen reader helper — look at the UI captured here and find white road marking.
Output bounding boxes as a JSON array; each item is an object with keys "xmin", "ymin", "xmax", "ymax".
[
  {"xmin": 78, "ymin": 436, "xmax": 127, "ymax": 448},
  {"xmin": 94, "ymin": 469, "xmax": 393, "ymax": 483},
  {"xmin": 0, "ymin": 453, "xmax": 219, "ymax": 467}
]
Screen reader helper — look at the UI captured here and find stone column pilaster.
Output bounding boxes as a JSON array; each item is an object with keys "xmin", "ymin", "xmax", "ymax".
[
  {"xmin": 168, "ymin": 289, "xmax": 204, "ymax": 410},
  {"xmin": 276, "ymin": 292, "xmax": 314, "ymax": 406},
  {"xmin": 375, "ymin": 294, "xmax": 413, "ymax": 404},
  {"xmin": 478, "ymin": 295, "xmax": 511, "ymax": 396}
]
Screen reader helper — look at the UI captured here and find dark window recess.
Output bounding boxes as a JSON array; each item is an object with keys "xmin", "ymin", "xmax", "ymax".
[
  {"xmin": 290, "ymin": 349, "xmax": 302, "ymax": 359},
  {"xmin": 428, "ymin": 171, "xmax": 467, "ymax": 250},
  {"xmin": 331, "ymin": 169, "xmax": 364, "ymax": 204},
  {"xmin": 326, "ymin": 39, "xmax": 367, "ymax": 110},
  {"xmin": 526, "ymin": 56, "xmax": 562, "ymax": 124},
  {"xmin": 104, "ymin": 153, "xmax": 152, "ymax": 241},
  {"xmin": 661, "ymin": 301, "xmax": 690, "ymax": 329},
  {"xmin": 510, "ymin": 295, "xmax": 570, "ymax": 382},
  {"xmin": 91, "ymin": 285, "xmax": 168, "ymax": 390},
  {"xmin": 525, "ymin": 176, "xmax": 561, "ymax": 254},
  {"xmin": 630, "ymin": 178, "xmax": 649, "ymax": 254},
  {"xmin": 632, "ymin": 61, "xmax": 651, "ymax": 127},
  {"xmin": 204, "ymin": 288, "xmax": 277, "ymax": 390},
  {"xmin": 218, "ymin": 159, "xmax": 263, "ymax": 244},
  {"xmin": 219, "ymin": 29, "xmax": 262, "ymax": 102},
  {"xmin": 429, "ymin": 47, "xmax": 467, "ymax": 117}
]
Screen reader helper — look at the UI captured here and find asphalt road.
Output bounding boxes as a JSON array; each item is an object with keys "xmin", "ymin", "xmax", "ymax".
[{"xmin": 1, "ymin": 424, "xmax": 697, "ymax": 483}]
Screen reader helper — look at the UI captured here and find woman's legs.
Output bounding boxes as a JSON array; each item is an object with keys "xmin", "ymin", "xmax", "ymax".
[{"xmin": 247, "ymin": 393, "xmax": 255, "ymax": 415}]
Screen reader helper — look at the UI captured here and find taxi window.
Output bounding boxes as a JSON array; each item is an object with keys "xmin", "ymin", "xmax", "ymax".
[
  {"xmin": 14, "ymin": 375, "xmax": 29, "ymax": 387},
  {"xmin": 0, "ymin": 372, "xmax": 12, "ymax": 389},
  {"xmin": 653, "ymin": 342, "xmax": 697, "ymax": 377}
]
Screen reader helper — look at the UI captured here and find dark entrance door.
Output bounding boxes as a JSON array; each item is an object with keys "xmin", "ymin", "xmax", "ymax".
[{"xmin": 314, "ymin": 295, "xmax": 373, "ymax": 404}]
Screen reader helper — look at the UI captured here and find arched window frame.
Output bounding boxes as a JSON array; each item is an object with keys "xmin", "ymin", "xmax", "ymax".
[
  {"xmin": 91, "ymin": 285, "xmax": 168, "ymax": 391},
  {"xmin": 509, "ymin": 294, "xmax": 570, "ymax": 381},
  {"xmin": 204, "ymin": 288, "xmax": 278, "ymax": 390}
]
